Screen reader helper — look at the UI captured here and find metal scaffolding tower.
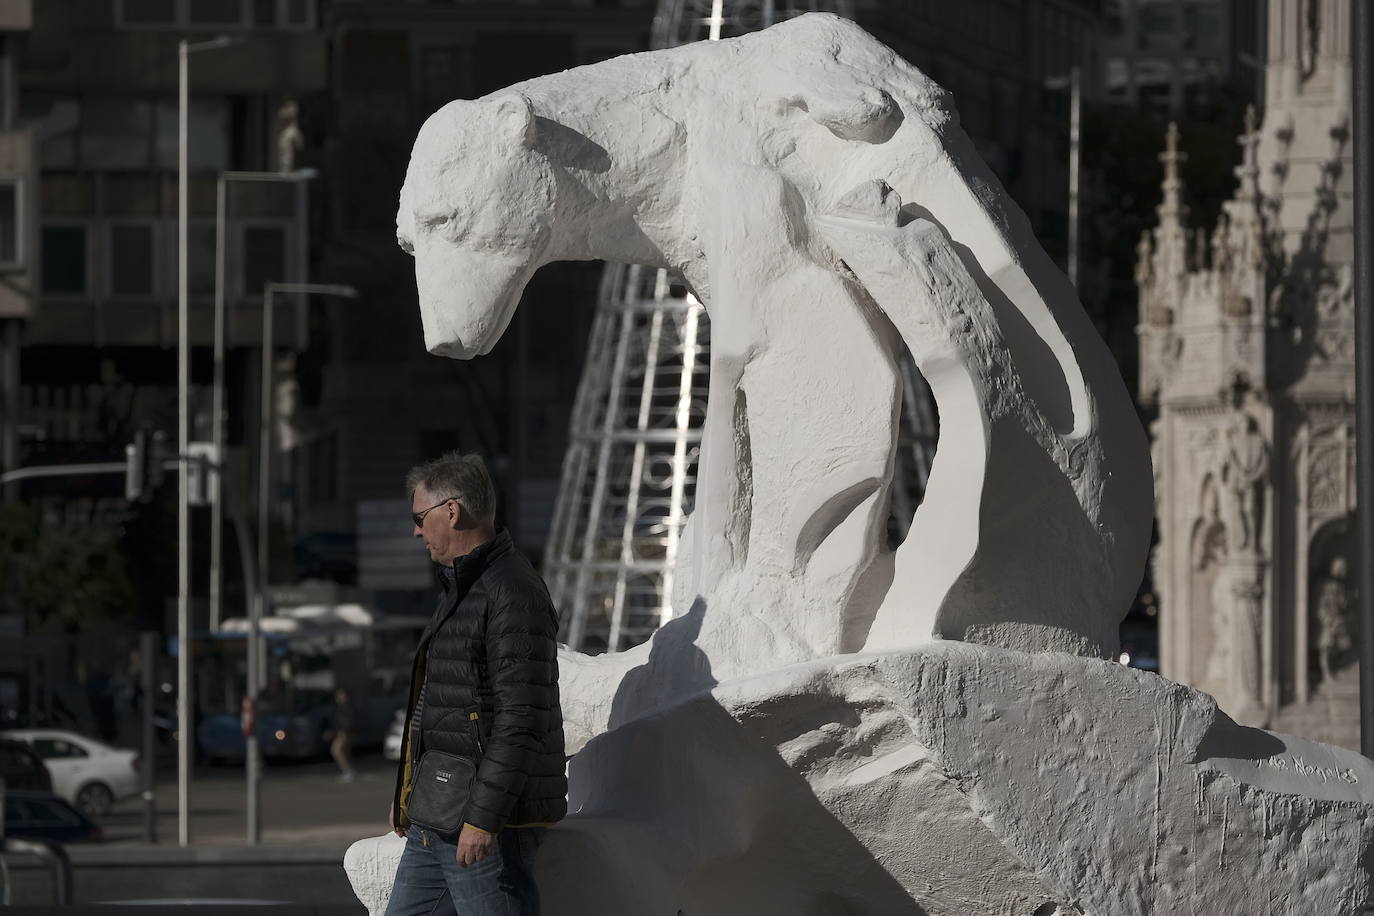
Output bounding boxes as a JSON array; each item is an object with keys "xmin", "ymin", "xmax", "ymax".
[
  {"xmin": 546, "ymin": 265, "xmax": 707, "ymax": 652},
  {"xmin": 546, "ymin": 0, "xmax": 937, "ymax": 654}
]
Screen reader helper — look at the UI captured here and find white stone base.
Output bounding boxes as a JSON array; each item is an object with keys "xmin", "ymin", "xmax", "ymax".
[{"xmin": 347, "ymin": 643, "xmax": 1374, "ymax": 914}]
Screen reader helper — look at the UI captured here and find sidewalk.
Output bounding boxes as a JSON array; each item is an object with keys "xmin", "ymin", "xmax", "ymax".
[{"xmin": 96, "ymin": 754, "xmax": 394, "ymax": 848}]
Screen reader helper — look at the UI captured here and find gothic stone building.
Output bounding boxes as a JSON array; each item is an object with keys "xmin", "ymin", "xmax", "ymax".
[{"xmin": 1137, "ymin": 0, "xmax": 1357, "ymax": 748}]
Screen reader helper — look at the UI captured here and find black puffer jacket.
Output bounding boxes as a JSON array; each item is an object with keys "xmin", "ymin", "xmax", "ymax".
[{"xmin": 393, "ymin": 530, "xmax": 567, "ymax": 834}]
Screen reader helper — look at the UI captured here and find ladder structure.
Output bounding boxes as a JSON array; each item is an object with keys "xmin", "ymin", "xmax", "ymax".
[{"xmin": 546, "ymin": 0, "xmax": 937, "ymax": 654}]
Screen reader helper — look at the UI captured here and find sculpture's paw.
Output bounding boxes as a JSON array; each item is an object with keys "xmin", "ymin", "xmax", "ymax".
[{"xmin": 343, "ymin": 833, "xmax": 406, "ymax": 916}]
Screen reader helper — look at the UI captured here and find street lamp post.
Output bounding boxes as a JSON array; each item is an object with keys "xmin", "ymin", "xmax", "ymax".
[
  {"xmin": 1067, "ymin": 65, "xmax": 1081, "ymax": 290},
  {"xmin": 211, "ymin": 168, "xmax": 318, "ymax": 636},
  {"xmin": 248, "ymin": 281, "xmax": 357, "ymax": 845},
  {"xmin": 177, "ymin": 33, "xmax": 237, "ymax": 849}
]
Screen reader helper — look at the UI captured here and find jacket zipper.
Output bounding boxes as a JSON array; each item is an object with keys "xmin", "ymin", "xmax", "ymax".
[{"xmin": 470, "ymin": 711, "xmax": 484, "ymax": 755}]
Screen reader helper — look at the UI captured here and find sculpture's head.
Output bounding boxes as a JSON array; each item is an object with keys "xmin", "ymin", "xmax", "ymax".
[{"xmin": 398, "ymin": 93, "xmax": 555, "ymax": 358}]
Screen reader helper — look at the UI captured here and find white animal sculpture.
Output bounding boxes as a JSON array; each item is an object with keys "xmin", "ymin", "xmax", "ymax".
[
  {"xmin": 397, "ymin": 13, "xmax": 1151, "ymax": 732},
  {"xmin": 363, "ymin": 16, "xmax": 1374, "ymax": 914}
]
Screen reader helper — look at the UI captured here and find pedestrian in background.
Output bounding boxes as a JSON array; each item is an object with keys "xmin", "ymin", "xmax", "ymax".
[{"xmin": 330, "ymin": 686, "xmax": 356, "ymax": 783}]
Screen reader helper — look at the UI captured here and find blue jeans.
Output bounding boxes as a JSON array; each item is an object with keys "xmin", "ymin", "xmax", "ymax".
[{"xmin": 385, "ymin": 824, "xmax": 546, "ymax": 916}]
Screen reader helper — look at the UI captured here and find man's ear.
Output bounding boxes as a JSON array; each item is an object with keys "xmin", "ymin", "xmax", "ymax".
[
  {"xmin": 447, "ymin": 498, "xmax": 463, "ymax": 530},
  {"xmin": 489, "ymin": 93, "xmax": 537, "ymax": 150}
]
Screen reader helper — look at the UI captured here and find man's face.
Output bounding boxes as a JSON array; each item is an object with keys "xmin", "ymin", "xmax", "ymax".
[{"xmin": 412, "ymin": 484, "xmax": 454, "ymax": 565}]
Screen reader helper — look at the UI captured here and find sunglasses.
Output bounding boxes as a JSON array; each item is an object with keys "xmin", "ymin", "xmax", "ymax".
[{"xmin": 412, "ymin": 497, "xmax": 455, "ymax": 528}]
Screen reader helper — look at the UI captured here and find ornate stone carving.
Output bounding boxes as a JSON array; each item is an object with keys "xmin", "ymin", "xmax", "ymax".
[
  {"xmin": 1222, "ymin": 291, "xmax": 1252, "ymax": 318},
  {"xmin": 1313, "ymin": 262, "xmax": 1354, "ymax": 362},
  {"xmin": 1313, "ymin": 555, "xmax": 1354, "ymax": 688},
  {"xmin": 1309, "ymin": 445, "xmax": 1345, "ymax": 512}
]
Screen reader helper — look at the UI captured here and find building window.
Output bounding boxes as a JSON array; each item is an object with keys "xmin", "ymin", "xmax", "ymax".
[
  {"xmin": 29, "ymin": 97, "xmax": 80, "ymax": 170},
  {"xmin": 84, "ymin": 99, "xmax": 155, "ymax": 170},
  {"xmin": 306, "ymin": 432, "xmax": 338, "ymax": 504},
  {"xmin": 41, "ymin": 225, "xmax": 88, "ymax": 295},
  {"xmin": 189, "ymin": 0, "xmax": 244, "ymax": 25},
  {"xmin": 109, "ymin": 223, "xmax": 156, "ymax": 297},
  {"xmin": 190, "ymin": 223, "xmax": 217, "ymax": 296},
  {"xmin": 242, "ymin": 224, "xmax": 287, "ymax": 296},
  {"xmin": 0, "ymin": 179, "xmax": 23, "ymax": 268},
  {"xmin": 115, "ymin": 0, "xmax": 314, "ymax": 29},
  {"xmin": 155, "ymin": 100, "xmax": 230, "ymax": 172},
  {"xmin": 418, "ymin": 45, "xmax": 466, "ymax": 115},
  {"xmin": 121, "ymin": 0, "xmax": 176, "ymax": 23}
]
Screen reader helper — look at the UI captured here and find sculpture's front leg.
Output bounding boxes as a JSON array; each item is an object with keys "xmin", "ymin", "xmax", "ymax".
[{"xmin": 676, "ymin": 163, "xmax": 902, "ymax": 668}]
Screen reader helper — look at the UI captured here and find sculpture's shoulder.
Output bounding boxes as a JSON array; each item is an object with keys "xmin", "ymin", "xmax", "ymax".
[
  {"xmin": 489, "ymin": 43, "xmax": 693, "ymax": 108},
  {"xmin": 762, "ymin": 12, "xmax": 885, "ymax": 50},
  {"xmin": 495, "ymin": 13, "xmax": 896, "ymax": 101}
]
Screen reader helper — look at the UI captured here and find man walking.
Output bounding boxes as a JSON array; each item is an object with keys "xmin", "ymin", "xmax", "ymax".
[{"xmin": 387, "ymin": 452, "xmax": 567, "ymax": 916}]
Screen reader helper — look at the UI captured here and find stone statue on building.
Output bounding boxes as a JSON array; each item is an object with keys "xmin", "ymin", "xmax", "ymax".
[
  {"xmin": 1220, "ymin": 412, "xmax": 1269, "ymax": 553},
  {"xmin": 276, "ymin": 99, "xmax": 304, "ymax": 173},
  {"xmin": 1314, "ymin": 555, "xmax": 1354, "ymax": 689}
]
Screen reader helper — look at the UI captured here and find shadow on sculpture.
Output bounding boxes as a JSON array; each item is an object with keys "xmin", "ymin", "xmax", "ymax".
[
  {"xmin": 608, "ymin": 597, "xmax": 717, "ymax": 731},
  {"xmin": 1193, "ymin": 714, "xmax": 1287, "ymax": 762},
  {"xmin": 550, "ymin": 697, "xmax": 930, "ymax": 916}
]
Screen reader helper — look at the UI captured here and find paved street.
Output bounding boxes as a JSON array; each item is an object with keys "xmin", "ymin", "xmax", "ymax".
[{"xmin": 96, "ymin": 751, "xmax": 396, "ymax": 847}]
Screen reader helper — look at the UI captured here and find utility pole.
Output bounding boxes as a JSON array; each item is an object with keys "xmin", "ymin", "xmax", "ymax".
[
  {"xmin": 247, "ymin": 282, "xmax": 356, "ymax": 845},
  {"xmin": 1351, "ymin": 0, "xmax": 1374, "ymax": 758},
  {"xmin": 1, "ymin": 319, "xmax": 18, "ymax": 504},
  {"xmin": 210, "ymin": 168, "xmax": 316, "ymax": 634},
  {"xmin": 177, "ymin": 33, "xmax": 237, "ymax": 848},
  {"xmin": 139, "ymin": 631, "xmax": 158, "ymax": 844}
]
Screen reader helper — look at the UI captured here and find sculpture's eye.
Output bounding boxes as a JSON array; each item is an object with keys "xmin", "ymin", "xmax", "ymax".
[
  {"xmin": 422, "ymin": 213, "xmax": 451, "ymax": 231},
  {"xmin": 397, "ymin": 233, "xmax": 415, "ymax": 255}
]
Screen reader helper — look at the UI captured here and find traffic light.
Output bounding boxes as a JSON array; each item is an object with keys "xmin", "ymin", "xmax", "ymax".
[{"xmin": 124, "ymin": 429, "xmax": 169, "ymax": 503}]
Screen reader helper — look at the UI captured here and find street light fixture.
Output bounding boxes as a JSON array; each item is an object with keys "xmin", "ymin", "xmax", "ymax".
[
  {"xmin": 176, "ymin": 32, "xmax": 239, "ymax": 850},
  {"xmin": 247, "ymin": 281, "xmax": 358, "ymax": 845},
  {"xmin": 210, "ymin": 168, "xmax": 318, "ymax": 637}
]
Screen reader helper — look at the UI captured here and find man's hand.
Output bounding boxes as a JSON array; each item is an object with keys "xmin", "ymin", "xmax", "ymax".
[
  {"xmin": 456, "ymin": 824, "xmax": 494, "ymax": 867},
  {"xmin": 388, "ymin": 802, "xmax": 403, "ymax": 837}
]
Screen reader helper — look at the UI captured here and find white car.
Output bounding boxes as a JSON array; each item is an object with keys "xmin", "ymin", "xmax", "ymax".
[{"xmin": 2, "ymin": 729, "xmax": 141, "ymax": 817}]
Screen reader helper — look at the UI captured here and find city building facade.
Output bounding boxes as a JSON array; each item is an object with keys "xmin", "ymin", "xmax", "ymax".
[{"xmin": 1138, "ymin": 0, "xmax": 1355, "ymax": 747}]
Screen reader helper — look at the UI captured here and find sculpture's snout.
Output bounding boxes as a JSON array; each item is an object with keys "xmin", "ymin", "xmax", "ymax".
[{"xmin": 413, "ymin": 248, "xmax": 532, "ymax": 359}]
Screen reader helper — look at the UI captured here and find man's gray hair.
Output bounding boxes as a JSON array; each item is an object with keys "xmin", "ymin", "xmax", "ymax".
[{"xmin": 406, "ymin": 451, "xmax": 497, "ymax": 522}]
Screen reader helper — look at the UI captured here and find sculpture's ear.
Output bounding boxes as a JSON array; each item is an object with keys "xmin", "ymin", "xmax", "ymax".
[{"xmin": 489, "ymin": 93, "xmax": 537, "ymax": 150}]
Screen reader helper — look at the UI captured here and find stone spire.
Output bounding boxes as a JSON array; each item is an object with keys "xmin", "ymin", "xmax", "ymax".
[
  {"xmin": 1157, "ymin": 122, "xmax": 1188, "ymax": 228},
  {"xmin": 1217, "ymin": 104, "xmax": 1268, "ymax": 280},
  {"xmin": 1151, "ymin": 122, "xmax": 1190, "ymax": 287},
  {"xmin": 1235, "ymin": 104, "xmax": 1261, "ymax": 203}
]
